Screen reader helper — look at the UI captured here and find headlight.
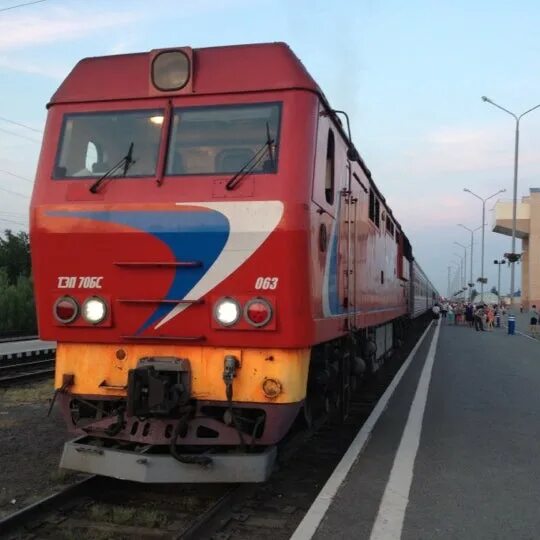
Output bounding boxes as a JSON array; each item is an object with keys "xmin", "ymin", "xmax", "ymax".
[
  {"xmin": 82, "ymin": 296, "xmax": 107, "ymax": 324},
  {"xmin": 214, "ymin": 298, "xmax": 241, "ymax": 327}
]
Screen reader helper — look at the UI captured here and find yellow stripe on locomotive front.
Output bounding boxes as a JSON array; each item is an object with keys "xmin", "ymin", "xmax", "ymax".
[{"xmin": 55, "ymin": 343, "xmax": 310, "ymax": 403}]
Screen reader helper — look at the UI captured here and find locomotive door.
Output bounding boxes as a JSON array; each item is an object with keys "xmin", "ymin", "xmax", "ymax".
[
  {"xmin": 311, "ymin": 116, "xmax": 356, "ymax": 321},
  {"xmin": 312, "ymin": 120, "xmax": 338, "ymax": 318}
]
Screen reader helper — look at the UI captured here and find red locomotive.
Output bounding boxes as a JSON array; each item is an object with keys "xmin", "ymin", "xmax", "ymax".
[{"xmin": 30, "ymin": 43, "xmax": 437, "ymax": 482}]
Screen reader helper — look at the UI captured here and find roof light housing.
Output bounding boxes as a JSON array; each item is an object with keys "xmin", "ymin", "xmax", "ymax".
[{"xmin": 152, "ymin": 50, "xmax": 190, "ymax": 91}]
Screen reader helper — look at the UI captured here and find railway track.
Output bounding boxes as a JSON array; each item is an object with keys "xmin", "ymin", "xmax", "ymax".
[
  {"xmin": 0, "ymin": 475, "xmax": 239, "ymax": 539},
  {"xmin": 0, "ymin": 356, "xmax": 55, "ymax": 386},
  {"xmin": 0, "ymin": 315, "xmax": 431, "ymax": 539}
]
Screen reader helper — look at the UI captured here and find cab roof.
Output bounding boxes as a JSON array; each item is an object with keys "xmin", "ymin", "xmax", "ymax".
[{"xmin": 50, "ymin": 42, "xmax": 322, "ymax": 106}]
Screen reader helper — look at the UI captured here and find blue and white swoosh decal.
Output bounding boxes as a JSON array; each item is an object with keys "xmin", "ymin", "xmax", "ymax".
[{"xmin": 155, "ymin": 201, "xmax": 284, "ymax": 329}]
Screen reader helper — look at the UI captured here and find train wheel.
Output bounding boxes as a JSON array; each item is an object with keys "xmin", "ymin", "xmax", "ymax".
[
  {"xmin": 302, "ymin": 394, "xmax": 314, "ymax": 429},
  {"xmin": 337, "ymin": 350, "xmax": 352, "ymax": 423}
]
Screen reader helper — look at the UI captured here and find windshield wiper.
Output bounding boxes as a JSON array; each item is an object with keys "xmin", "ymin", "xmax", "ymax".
[
  {"xmin": 89, "ymin": 142, "xmax": 135, "ymax": 194},
  {"xmin": 265, "ymin": 121, "xmax": 275, "ymax": 170},
  {"xmin": 225, "ymin": 123, "xmax": 275, "ymax": 191}
]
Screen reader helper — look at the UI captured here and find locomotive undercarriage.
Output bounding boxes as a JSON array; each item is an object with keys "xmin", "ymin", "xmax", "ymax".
[
  {"xmin": 57, "ymin": 393, "xmax": 300, "ymax": 447},
  {"xmin": 303, "ymin": 318, "xmax": 406, "ymax": 425}
]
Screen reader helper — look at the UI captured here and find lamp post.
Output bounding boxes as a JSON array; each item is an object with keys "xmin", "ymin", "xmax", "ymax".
[
  {"xmin": 450, "ymin": 262, "xmax": 460, "ymax": 298},
  {"xmin": 494, "ymin": 258, "xmax": 506, "ymax": 306},
  {"xmin": 454, "ymin": 241, "xmax": 467, "ymax": 291},
  {"xmin": 463, "ymin": 188, "xmax": 506, "ymax": 302},
  {"xmin": 447, "ymin": 265, "xmax": 451, "ymax": 298},
  {"xmin": 481, "ymin": 96, "xmax": 540, "ymax": 307},
  {"xmin": 449, "ymin": 260, "xmax": 458, "ymax": 297},
  {"xmin": 453, "ymin": 253, "xmax": 465, "ymax": 295},
  {"xmin": 458, "ymin": 224, "xmax": 483, "ymax": 301}
]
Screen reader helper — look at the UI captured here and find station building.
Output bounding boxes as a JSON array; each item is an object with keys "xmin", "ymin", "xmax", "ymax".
[{"xmin": 493, "ymin": 188, "xmax": 540, "ymax": 309}]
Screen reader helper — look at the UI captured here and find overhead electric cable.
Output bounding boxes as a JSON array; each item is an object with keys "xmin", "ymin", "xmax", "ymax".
[
  {"xmin": 0, "ymin": 116, "xmax": 42, "ymax": 133},
  {"xmin": 0, "ymin": 169, "xmax": 34, "ymax": 184},
  {"xmin": 0, "ymin": 0, "xmax": 48, "ymax": 13},
  {"xmin": 0, "ymin": 127, "xmax": 40, "ymax": 143},
  {"xmin": 0, "ymin": 185, "xmax": 29, "ymax": 199},
  {"xmin": 0, "ymin": 217, "xmax": 26, "ymax": 226},
  {"xmin": 0, "ymin": 211, "xmax": 27, "ymax": 217}
]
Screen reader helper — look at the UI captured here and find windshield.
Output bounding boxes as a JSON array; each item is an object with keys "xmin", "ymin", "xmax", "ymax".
[
  {"xmin": 54, "ymin": 109, "xmax": 164, "ymax": 178},
  {"xmin": 166, "ymin": 102, "xmax": 281, "ymax": 176}
]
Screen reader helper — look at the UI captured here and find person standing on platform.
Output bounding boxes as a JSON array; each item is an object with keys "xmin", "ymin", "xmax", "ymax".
[
  {"xmin": 432, "ymin": 304, "xmax": 441, "ymax": 320},
  {"xmin": 486, "ymin": 305, "xmax": 495, "ymax": 331},
  {"xmin": 447, "ymin": 304, "xmax": 455, "ymax": 324},
  {"xmin": 465, "ymin": 303, "xmax": 474, "ymax": 328},
  {"xmin": 455, "ymin": 304, "xmax": 463, "ymax": 325},
  {"xmin": 529, "ymin": 305, "xmax": 539, "ymax": 336},
  {"xmin": 474, "ymin": 304, "xmax": 485, "ymax": 331},
  {"xmin": 441, "ymin": 302, "xmax": 448, "ymax": 319},
  {"xmin": 530, "ymin": 304, "xmax": 538, "ymax": 326}
]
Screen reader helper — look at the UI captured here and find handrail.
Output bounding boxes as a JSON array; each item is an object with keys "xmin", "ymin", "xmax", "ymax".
[
  {"xmin": 114, "ymin": 261, "xmax": 202, "ymax": 268},
  {"xmin": 121, "ymin": 335, "xmax": 206, "ymax": 342},
  {"xmin": 118, "ymin": 299, "xmax": 203, "ymax": 305}
]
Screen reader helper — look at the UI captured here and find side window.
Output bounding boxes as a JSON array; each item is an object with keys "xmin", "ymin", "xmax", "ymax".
[
  {"xmin": 325, "ymin": 130, "xmax": 335, "ymax": 205},
  {"xmin": 85, "ymin": 142, "xmax": 98, "ymax": 172},
  {"xmin": 369, "ymin": 189, "xmax": 381, "ymax": 228},
  {"xmin": 369, "ymin": 189, "xmax": 376, "ymax": 222},
  {"xmin": 386, "ymin": 215, "xmax": 394, "ymax": 237}
]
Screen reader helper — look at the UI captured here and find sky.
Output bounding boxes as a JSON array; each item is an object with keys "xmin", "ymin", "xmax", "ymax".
[{"xmin": 0, "ymin": 0, "xmax": 539, "ymax": 296}]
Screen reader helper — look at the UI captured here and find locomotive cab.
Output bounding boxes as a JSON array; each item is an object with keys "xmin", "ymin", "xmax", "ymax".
[{"xmin": 31, "ymin": 44, "xmax": 325, "ymax": 482}]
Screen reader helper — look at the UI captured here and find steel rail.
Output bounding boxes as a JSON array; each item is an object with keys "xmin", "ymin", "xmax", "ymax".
[
  {"xmin": 177, "ymin": 485, "xmax": 244, "ymax": 540},
  {"xmin": 0, "ymin": 358, "xmax": 55, "ymax": 371},
  {"xmin": 0, "ymin": 476, "xmax": 99, "ymax": 535},
  {"xmin": 0, "ymin": 367, "xmax": 55, "ymax": 386}
]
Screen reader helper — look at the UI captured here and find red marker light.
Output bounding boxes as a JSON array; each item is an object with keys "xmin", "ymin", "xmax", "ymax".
[
  {"xmin": 54, "ymin": 296, "xmax": 79, "ymax": 324},
  {"xmin": 244, "ymin": 298, "xmax": 272, "ymax": 327}
]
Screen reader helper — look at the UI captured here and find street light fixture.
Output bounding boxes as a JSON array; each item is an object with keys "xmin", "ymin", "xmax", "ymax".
[
  {"xmin": 463, "ymin": 188, "xmax": 506, "ymax": 303},
  {"xmin": 453, "ymin": 252, "xmax": 465, "ymax": 294},
  {"xmin": 449, "ymin": 261, "xmax": 461, "ymax": 299},
  {"xmin": 481, "ymin": 96, "xmax": 540, "ymax": 306},
  {"xmin": 448, "ymin": 259, "xmax": 461, "ymax": 297},
  {"xmin": 493, "ymin": 258, "xmax": 506, "ymax": 306}
]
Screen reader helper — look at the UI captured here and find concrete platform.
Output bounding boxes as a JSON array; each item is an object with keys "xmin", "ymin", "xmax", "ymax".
[
  {"xmin": 292, "ymin": 319, "xmax": 540, "ymax": 540},
  {"xmin": 0, "ymin": 339, "xmax": 56, "ymax": 361}
]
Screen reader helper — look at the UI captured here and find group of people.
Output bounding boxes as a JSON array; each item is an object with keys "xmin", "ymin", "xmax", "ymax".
[{"xmin": 433, "ymin": 301, "xmax": 505, "ymax": 332}]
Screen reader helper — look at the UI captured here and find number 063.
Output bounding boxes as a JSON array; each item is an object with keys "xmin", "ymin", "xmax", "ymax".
[{"xmin": 255, "ymin": 277, "xmax": 279, "ymax": 290}]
